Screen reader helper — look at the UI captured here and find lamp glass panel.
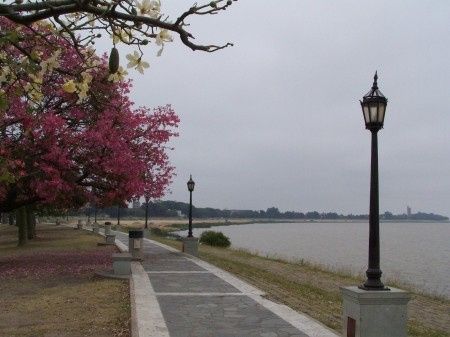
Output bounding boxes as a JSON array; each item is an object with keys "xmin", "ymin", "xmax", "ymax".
[
  {"xmin": 363, "ymin": 106, "xmax": 370, "ymax": 124},
  {"xmin": 378, "ymin": 104, "xmax": 386, "ymax": 123},
  {"xmin": 369, "ymin": 104, "xmax": 378, "ymax": 122}
]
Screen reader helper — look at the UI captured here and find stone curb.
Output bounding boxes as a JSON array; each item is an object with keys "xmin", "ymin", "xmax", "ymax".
[
  {"xmin": 130, "ymin": 261, "xmax": 170, "ymax": 337},
  {"xmin": 112, "ymin": 230, "xmax": 170, "ymax": 337}
]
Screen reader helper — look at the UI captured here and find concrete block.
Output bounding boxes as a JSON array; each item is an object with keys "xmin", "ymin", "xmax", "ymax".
[
  {"xmin": 340, "ymin": 286, "xmax": 410, "ymax": 337},
  {"xmin": 129, "ymin": 230, "xmax": 144, "ymax": 260},
  {"xmin": 92, "ymin": 222, "xmax": 99, "ymax": 234},
  {"xmin": 77, "ymin": 220, "xmax": 83, "ymax": 229},
  {"xmin": 106, "ymin": 234, "xmax": 116, "ymax": 244},
  {"xmin": 182, "ymin": 237, "xmax": 199, "ymax": 257},
  {"xmin": 105, "ymin": 224, "xmax": 111, "ymax": 235},
  {"xmin": 113, "ymin": 253, "xmax": 132, "ymax": 275},
  {"xmin": 143, "ymin": 228, "xmax": 151, "ymax": 238}
]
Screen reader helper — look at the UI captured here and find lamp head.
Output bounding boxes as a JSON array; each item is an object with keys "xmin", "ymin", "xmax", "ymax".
[
  {"xmin": 360, "ymin": 71, "xmax": 388, "ymax": 131},
  {"xmin": 187, "ymin": 175, "xmax": 195, "ymax": 192}
]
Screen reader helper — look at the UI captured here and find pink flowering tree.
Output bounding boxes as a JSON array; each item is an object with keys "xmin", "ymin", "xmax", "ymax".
[{"xmin": 0, "ymin": 19, "xmax": 179, "ymax": 245}]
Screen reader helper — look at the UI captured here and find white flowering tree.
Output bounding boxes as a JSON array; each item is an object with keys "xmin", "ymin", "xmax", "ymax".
[
  {"xmin": 0, "ymin": 0, "xmax": 236, "ymax": 56},
  {"xmin": 0, "ymin": 0, "xmax": 236, "ymax": 112}
]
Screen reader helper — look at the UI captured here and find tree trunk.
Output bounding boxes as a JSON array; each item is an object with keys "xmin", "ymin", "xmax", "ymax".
[
  {"xmin": 9, "ymin": 212, "xmax": 15, "ymax": 226},
  {"xmin": 16, "ymin": 206, "xmax": 28, "ymax": 246},
  {"xmin": 26, "ymin": 205, "xmax": 36, "ymax": 239}
]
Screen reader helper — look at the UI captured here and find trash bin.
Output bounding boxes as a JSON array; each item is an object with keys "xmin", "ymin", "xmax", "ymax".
[{"xmin": 129, "ymin": 230, "xmax": 144, "ymax": 260}]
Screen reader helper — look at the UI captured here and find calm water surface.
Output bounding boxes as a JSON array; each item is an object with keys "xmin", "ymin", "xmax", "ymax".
[{"xmin": 177, "ymin": 222, "xmax": 450, "ymax": 298}]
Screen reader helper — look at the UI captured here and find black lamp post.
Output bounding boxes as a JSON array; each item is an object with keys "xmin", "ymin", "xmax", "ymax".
[
  {"xmin": 359, "ymin": 72, "xmax": 389, "ymax": 290},
  {"xmin": 144, "ymin": 196, "xmax": 150, "ymax": 229},
  {"xmin": 187, "ymin": 175, "xmax": 195, "ymax": 237}
]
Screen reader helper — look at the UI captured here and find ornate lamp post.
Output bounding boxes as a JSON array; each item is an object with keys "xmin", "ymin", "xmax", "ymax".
[
  {"xmin": 340, "ymin": 73, "xmax": 409, "ymax": 337},
  {"xmin": 359, "ymin": 72, "xmax": 389, "ymax": 290},
  {"xmin": 187, "ymin": 175, "xmax": 195, "ymax": 237}
]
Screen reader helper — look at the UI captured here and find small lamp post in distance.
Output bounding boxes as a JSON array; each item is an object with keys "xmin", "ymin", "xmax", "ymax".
[{"xmin": 187, "ymin": 175, "xmax": 195, "ymax": 238}]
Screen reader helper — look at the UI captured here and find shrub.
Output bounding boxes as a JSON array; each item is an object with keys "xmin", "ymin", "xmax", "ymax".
[
  {"xmin": 199, "ymin": 231, "xmax": 231, "ymax": 247},
  {"xmin": 150, "ymin": 227, "xmax": 164, "ymax": 236}
]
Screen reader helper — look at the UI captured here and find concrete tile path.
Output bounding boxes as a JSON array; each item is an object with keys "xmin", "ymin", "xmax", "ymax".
[{"xmin": 114, "ymin": 231, "xmax": 339, "ymax": 337}]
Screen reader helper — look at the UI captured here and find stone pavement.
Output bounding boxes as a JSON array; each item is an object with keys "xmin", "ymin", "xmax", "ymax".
[{"xmin": 114, "ymin": 231, "xmax": 339, "ymax": 337}]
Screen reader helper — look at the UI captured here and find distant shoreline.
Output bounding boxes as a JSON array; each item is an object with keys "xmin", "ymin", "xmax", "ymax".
[
  {"xmin": 150, "ymin": 218, "xmax": 450, "ymax": 233},
  {"xmin": 70, "ymin": 217, "xmax": 449, "ymax": 233}
]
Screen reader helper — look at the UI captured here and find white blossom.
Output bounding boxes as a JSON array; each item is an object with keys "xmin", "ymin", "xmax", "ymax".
[{"xmin": 126, "ymin": 51, "xmax": 149, "ymax": 74}]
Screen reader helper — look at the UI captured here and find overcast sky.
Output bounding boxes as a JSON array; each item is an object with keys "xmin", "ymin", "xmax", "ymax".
[{"xmin": 99, "ymin": 0, "xmax": 450, "ymax": 216}]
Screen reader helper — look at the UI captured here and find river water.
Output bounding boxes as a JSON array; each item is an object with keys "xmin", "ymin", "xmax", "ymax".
[{"xmin": 176, "ymin": 221, "xmax": 450, "ymax": 298}]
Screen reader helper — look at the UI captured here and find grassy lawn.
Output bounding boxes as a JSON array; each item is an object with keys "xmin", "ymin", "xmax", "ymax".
[
  {"xmin": 152, "ymin": 236, "xmax": 450, "ymax": 337},
  {"xmin": 0, "ymin": 223, "xmax": 130, "ymax": 337}
]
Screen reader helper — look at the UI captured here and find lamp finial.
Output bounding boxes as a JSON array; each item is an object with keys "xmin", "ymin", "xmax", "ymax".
[{"xmin": 372, "ymin": 71, "xmax": 378, "ymax": 89}]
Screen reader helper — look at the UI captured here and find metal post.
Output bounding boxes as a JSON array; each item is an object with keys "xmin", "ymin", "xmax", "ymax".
[
  {"xmin": 145, "ymin": 201, "xmax": 149, "ymax": 229},
  {"xmin": 117, "ymin": 206, "xmax": 120, "ymax": 227},
  {"xmin": 94, "ymin": 207, "xmax": 97, "ymax": 223},
  {"xmin": 362, "ymin": 130, "xmax": 386, "ymax": 290},
  {"xmin": 188, "ymin": 190, "xmax": 193, "ymax": 237}
]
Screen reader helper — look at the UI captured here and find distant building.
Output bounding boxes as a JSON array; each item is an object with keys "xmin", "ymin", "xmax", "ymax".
[
  {"xmin": 407, "ymin": 206, "xmax": 412, "ymax": 218},
  {"xmin": 132, "ymin": 199, "xmax": 140, "ymax": 209}
]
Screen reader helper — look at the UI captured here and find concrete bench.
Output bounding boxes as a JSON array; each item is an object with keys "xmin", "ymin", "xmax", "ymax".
[{"xmin": 112, "ymin": 253, "xmax": 132, "ymax": 275}]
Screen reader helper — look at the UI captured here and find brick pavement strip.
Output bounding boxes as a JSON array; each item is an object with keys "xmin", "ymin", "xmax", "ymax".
[{"xmin": 113, "ymin": 231, "xmax": 339, "ymax": 337}]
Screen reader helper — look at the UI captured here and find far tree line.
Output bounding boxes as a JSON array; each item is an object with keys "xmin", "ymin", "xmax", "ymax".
[{"xmin": 66, "ymin": 201, "xmax": 449, "ymax": 222}]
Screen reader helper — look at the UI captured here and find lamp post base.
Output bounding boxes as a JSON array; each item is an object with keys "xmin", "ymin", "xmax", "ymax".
[
  {"xmin": 182, "ymin": 236, "xmax": 199, "ymax": 257},
  {"xmin": 340, "ymin": 286, "xmax": 410, "ymax": 337}
]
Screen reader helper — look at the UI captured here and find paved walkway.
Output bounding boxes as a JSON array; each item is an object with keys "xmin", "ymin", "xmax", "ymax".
[{"xmin": 114, "ymin": 231, "xmax": 338, "ymax": 337}]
